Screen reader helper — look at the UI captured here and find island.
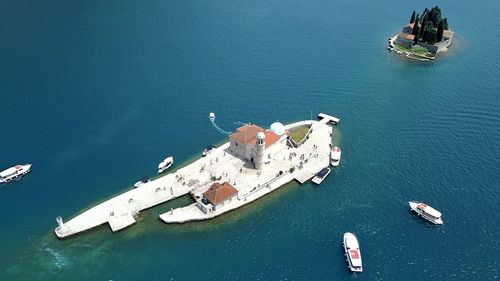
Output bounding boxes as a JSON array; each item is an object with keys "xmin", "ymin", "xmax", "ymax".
[
  {"xmin": 388, "ymin": 6, "xmax": 454, "ymax": 61},
  {"xmin": 54, "ymin": 113, "xmax": 340, "ymax": 238}
]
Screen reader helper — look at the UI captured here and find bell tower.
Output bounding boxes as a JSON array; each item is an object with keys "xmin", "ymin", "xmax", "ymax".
[{"xmin": 255, "ymin": 132, "xmax": 266, "ymax": 170}]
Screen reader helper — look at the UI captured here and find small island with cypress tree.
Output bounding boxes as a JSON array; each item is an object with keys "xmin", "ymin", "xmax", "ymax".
[{"xmin": 388, "ymin": 6, "xmax": 454, "ymax": 61}]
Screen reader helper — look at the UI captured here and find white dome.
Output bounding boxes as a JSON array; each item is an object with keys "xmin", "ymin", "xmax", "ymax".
[
  {"xmin": 269, "ymin": 122, "xmax": 285, "ymax": 136},
  {"xmin": 256, "ymin": 132, "xmax": 266, "ymax": 140}
]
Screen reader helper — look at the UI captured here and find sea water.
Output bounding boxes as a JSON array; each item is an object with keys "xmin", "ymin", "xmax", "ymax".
[{"xmin": 0, "ymin": 0, "xmax": 498, "ymax": 280}]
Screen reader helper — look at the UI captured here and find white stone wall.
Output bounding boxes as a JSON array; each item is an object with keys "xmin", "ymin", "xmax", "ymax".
[
  {"xmin": 213, "ymin": 193, "xmax": 238, "ymax": 211},
  {"xmin": 229, "ymin": 139, "xmax": 253, "ymax": 160},
  {"xmin": 229, "ymin": 134, "xmax": 288, "ymax": 169}
]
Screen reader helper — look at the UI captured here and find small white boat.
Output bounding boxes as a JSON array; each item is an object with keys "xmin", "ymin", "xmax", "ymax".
[
  {"xmin": 330, "ymin": 146, "xmax": 341, "ymax": 167},
  {"xmin": 134, "ymin": 178, "xmax": 151, "ymax": 188},
  {"xmin": 343, "ymin": 232, "xmax": 363, "ymax": 272},
  {"xmin": 209, "ymin": 112, "xmax": 215, "ymax": 121},
  {"xmin": 409, "ymin": 201, "xmax": 443, "ymax": 224},
  {"xmin": 0, "ymin": 164, "xmax": 32, "ymax": 183},
  {"xmin": 202, "ymin": 145, "xmax": 215, "ymax": 157},
  {"xmin": 158, "ymin": 157, "xmax": 174, "ymax": 174},
  {"xmin": 311, "ymin": 167, "xmax": 331, "ymax": 185}
]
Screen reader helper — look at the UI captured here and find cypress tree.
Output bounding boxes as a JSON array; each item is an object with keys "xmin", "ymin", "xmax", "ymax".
[
  {"xmin": 443, "ymin": 18, "xmax": 449, "ymax": 30},
  {"xmin": 437, "ymin": 21, "xmax": 444, "ymax": 42},
  {"xmin": 420, "ymin": 16, "xmax": 427, "ymax": 41},
  {"xmin": 412, "ymin": 20, "xmax": 419, "ymax": 36},
  {"xmin": 410, "ymin": 11, "xmax": 416, "ymax": 23},
  {"xmin": 427, "ymin": 28, "xmax": 437, "ymax": 44},
  {"xmin": 421, "ymin": 8, "xmax": 428, "ymax": 23},
  {"xmin": 412, "ymin": 24, "xmax": 420, "ymax": 45}
]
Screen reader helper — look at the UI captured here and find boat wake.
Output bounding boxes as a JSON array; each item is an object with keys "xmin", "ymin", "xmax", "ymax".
[{"xmin": 210, "ymin": 120, "xmax": 233, "ymax": 135}]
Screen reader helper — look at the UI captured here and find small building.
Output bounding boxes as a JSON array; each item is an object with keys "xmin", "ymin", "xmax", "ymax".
[
  {"xmin": 402, "ymin": 23, "xmax": 415, "ymax": 34},
  {"xmin": 396, "ymin": 32, "xmax": 415, "ymax": 48},
  {"xmin": 228, "ymin": 122, "xmax": 288, "ymax": 170},
  {"xmin": 197, "ymin": 182, "xmax": 239, "ymax": 214},
  {"xmin": 443, "ymin": 30, "xmax": 454, "ymax": 42}
]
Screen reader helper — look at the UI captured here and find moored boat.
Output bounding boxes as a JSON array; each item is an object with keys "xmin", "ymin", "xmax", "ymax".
[
  {"xmin": 343, "ymin": 232, "xmax": 363, "ymax": 272},
  {"xmin": 134, "ymin": 178, "xmax": 151, "ymax": 188},
  {"xmin": 330, "ymin": 146, "xmax": 341, "ymax": 167},
  {"xmin": 408, "ymin": 201, "xmax": 443, "ymax": 225},
  {"xmin": 311, "ymin": 167, "xmax": 331, "ymax": 185},
  {"xmin": 0, "ymin": 164, "xmax": 32, "ymax": 183},
  {"xmin": 158, "ymin": 157, "xmax": 174, "ymax": 174},
  {"xmin": 202, "ymin": 145, "xmax": 215, "ymax": 157}
]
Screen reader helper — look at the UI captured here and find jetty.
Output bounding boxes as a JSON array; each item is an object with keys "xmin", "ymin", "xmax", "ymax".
[{"xmin": 55, "ymin": 114, "xmax": 338, "ymax": 238}]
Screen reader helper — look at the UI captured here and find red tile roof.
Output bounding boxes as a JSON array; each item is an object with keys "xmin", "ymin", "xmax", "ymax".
[
  {"xmin": 230, "ymin": 124, "xmax": 280, "ymax": 148},
  {"xmin": 203, "ymin": 182, "xmax": 238, "ymax": 205},
  {"xmin": 397, "ymin": 32, "xmax": 415, "ymax": 40},
  {"xmin": 264, "ymin": 131, "xmax": 280, "ymax": 147}
]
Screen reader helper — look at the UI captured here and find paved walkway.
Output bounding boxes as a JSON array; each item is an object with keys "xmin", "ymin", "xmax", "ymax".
[
  {"xmin": 55, "ymin": 119, "xmax": 335, "ymax": 238},
  {"xmin": 160, "ymin": 120, "xmax": 332, "ymax": 223}
]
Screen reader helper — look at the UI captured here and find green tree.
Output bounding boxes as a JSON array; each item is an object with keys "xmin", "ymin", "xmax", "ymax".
[
  {"xmin": 420, "ymin": 15, "xmax": 428, "ymax": 41},
  {"xmin": 412, "ymin": 20, "xmax": 419, "ymax": 35},
  {"xmin": 410, "ymin": 11, "xmax": 416, "ymax": 23},
  {"xmin": 443, "ymin": 18, "xmax": 449, "ymax": 30},
  {"xmin": 429, "ymin": 6, "xmax": 442, "ymax": 27},
  {"xmin": 412, "ymin": 24, "xmax": 420, "ymax": 44},
  {"xmin": 437, "ymin": 21, "xmax": 444, "ymax": 42},
  {"xmin": 426, "ymin": 28, "xmax": 437, "ymax": 44}
]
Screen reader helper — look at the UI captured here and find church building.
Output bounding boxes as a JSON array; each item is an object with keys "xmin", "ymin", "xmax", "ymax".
[{"xmin": 228, "ymin": 122, "xmax": 288, "ymax": 170}]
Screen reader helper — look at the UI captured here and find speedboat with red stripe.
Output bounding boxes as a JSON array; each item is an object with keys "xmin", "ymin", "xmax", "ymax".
[
  {"xmin": 409, "ymin": 201, "xmax": 443, "ymax": 224},
  {"xmin": 343, "ymin": 232, "xmax": 363, "ymax": 272},
  {"xmin": 330, "ymin": 146, "xmax": 341, "ymax": 167}
]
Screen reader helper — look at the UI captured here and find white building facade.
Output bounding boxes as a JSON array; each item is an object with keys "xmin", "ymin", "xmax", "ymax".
[{"xmin": 228, "ymin": 122, "xmax": 288, "ymax": 170}]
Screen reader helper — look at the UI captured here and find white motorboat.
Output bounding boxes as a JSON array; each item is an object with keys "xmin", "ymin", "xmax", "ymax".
[
  {"xmin": 202, "ymin": 145, "xmax": 215, "ymax": 157},
  {"xmin": 209, "ymin": 112, "xmax": 215, "ymax": 121},
  {"xmin": 409, "ymin": 201, "xmax": 443, "ymax": 224},
  {"xmin": 158, "ymin": 157, "xmax": 174, "ymax": 174},
  {"xmin": 330, "ymin": 146, "xmax": 341, "ymax": 167},
  {"xmin": 0, "ymin": 164, "xmax": 32, "ymax": 183},
  {"xmin": 134, "ymin": 178, "xmax": 151, "ymax": 188},
  {"xmin": 343, "ymin": 232, "xmax": 363, "ymax": 272},
  {"xmin": 311, "ymin": 167, "xmax": 331, "ymax": 185}
]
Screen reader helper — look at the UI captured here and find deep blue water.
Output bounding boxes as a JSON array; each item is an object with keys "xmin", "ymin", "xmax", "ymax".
[{"xmin": 1, "ymin": 0, "xmax": 499, "ymax": 280}]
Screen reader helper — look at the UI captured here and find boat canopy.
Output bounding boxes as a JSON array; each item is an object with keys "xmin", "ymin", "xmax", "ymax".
[
  {"xmin": 0, "ymin": 167, "xmax": 18, "ymax": 177},
  {"xmin": 158, "ymin": 157, "xmax": 173, "ymax": 169},
  {"xmin": 417, "ymin": 203, "xmax": 441, "ymax": 218},
  {"xmin": 423, "ymin": 205, "xmax": 442, "ymax": 218},
  {"xmin": 316, "ymin": 168, "xmax": 330, "ymax": 177}
]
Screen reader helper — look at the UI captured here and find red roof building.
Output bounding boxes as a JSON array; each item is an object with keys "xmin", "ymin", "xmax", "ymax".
[
  {"xmin": 203, "ymin": 182, "xmax": 239, "ymax": 206},
  {"xmin": 229, "ymin": 124, "xmax": 280, "ymax": 148}
]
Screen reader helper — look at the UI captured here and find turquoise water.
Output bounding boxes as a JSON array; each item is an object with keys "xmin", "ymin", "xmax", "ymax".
[{"xmin": 1, "ymin": 0, "xmax": 499, "ymax": 280}]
